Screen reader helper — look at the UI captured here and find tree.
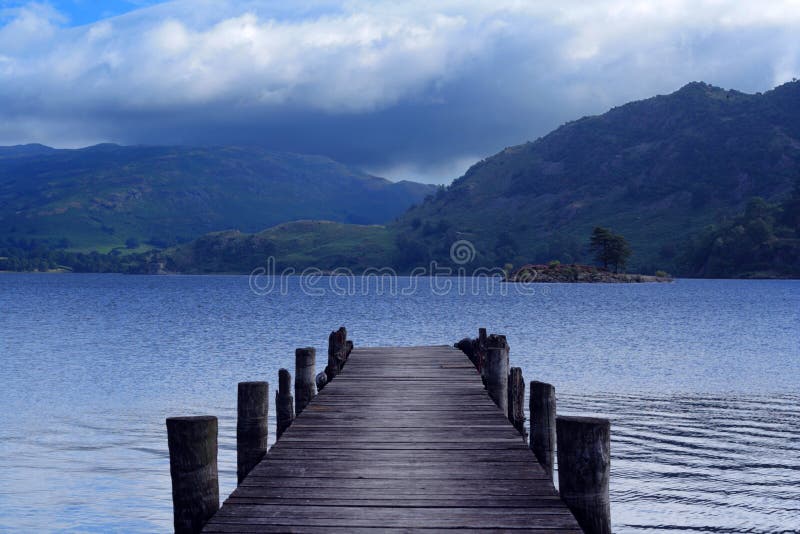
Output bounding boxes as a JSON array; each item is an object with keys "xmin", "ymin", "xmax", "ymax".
[
  {"xmin": 607, "ymin": 233, "xmax": 632, "ymax": 272},
  {"xmin": 494, "ymin": 231, "xmax": 518, "ymax": 261},
  {"xmin": 744, "ymin": 197, "xmax": 770, "ymax": 222},
  {"xmin": 589, "ymin": 226, "xmax": 632, "ymax": 272},
  {"xmin": 779, "ymin": 176, "xmax": 800, "ymax": 231},
  {"xmin": 590, "ymin": 227, "xmax": 614, "ymax": 269},
  {"xmin": 393, "ymin": 234, "xmax": 428, "ymax": 270}
]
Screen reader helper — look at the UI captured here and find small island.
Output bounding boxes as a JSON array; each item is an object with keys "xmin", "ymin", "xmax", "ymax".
[
  {"xmin": 505, "ymin": 227, "xmax": 673, "ymax": 283},
  {"xmin": 505, "ymin": 263, "xmax": 673, "ymax": 283}
]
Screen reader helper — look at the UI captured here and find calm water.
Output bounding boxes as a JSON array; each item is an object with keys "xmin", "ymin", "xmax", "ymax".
[{"xmin": 0, "ymin": 274, "xmax": 798, "ymax": 532}]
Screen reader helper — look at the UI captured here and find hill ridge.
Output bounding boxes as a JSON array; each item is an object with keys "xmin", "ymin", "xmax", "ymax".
[
  {"xmin": 394, "ymin": 79, "xmax": 799, "ymax": 273},
  {"xmin": 0, "ymin": 144, "xmax": 435, "ymax": 250}
]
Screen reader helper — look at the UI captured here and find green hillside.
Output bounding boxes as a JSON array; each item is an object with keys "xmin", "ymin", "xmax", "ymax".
[
  {"xmin": 392, "ymin": 81, "xmax": 800, "ymax": 274},
  {"xmin": 0, "ymin": 144, "xmax": 435, "ymax": 251},
  {"xmin": 682, "ymin": 187, "xmax": 800, "ymax": 278},
  {"xmin": 162, "ymin": 220, "xmax": 393, "ymax": 274}
]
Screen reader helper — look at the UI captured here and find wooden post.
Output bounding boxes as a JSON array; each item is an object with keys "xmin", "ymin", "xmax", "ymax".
[
  {"xmin": 507, "ymin": 367, "xmax": 526, "ymax": 437},
  {"xmin": 477, "ymin": 327, "xmax": 488, "ymax": 384},
  {"xmin": 276, "ymin": 368, "xmax": 294, "ymax": 439},
  {"xmin": 556, "ymin": 416, "xmax": 611, "ymax": 534},
  {"xmin": 325, "ymin": 327, "xmax": 348, "ymax": 381},
  {"xmin": 166, "ymin": 416, "xmax": 219, "ymax": 534},
  {"xmin": 294, "ymin": 347, "xmax": 316, "ymax": 415},
  {"xmin": 529, "ymin": 381, "xmax": 557, "ymax": 479},
  {"xmin": 315, "ymin": 371, "xmax": 328, "ymax": 392},
  {"xmin": 484, "ymin": 334, "xmax": 509, "ymax": 413},
  {"xmin": 454, "ymin": 337, "xmax": 475, "ymax": 366},
  {"xmin": 237, "ymin": 382, "xmax": 268, "ymax": 484}
]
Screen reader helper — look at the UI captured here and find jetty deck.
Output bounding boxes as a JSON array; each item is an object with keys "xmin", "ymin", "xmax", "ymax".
[{"xmin": 202, "ymin": 345, "xmax": 581, "ymax": 532}]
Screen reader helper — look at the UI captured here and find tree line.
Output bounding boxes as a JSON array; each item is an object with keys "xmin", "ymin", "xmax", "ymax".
[{"xmin": 0, "ymin": 238, "xmax": 149, "ymax": 273}]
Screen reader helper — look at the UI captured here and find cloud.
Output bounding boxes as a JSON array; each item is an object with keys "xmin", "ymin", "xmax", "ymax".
[{"xmin": 1, "ymin": 0, "xmax": 799, "ymax": 183}]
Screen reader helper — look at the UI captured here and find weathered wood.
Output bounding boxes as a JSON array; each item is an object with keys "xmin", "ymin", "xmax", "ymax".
[
  {"xmin": 507, "ymin": 367, "xmax": 526, "ymax": 437},
  {"xmin": 226, "ymin": 495, "xmax": 563, "ymax": 506},
  {"xmin": 556, "ymin": 415, "xmax": 611, "ymax": 534},
  {"xmin": 167, "ymin": 415, "xmax": 219, "ymax": 534},
  {"xmin": 315, "ymin": 371, "xmax": 328, "ymax": 392},
  {"xmin": 237, "ymin": 477, "xmax": 560, "ymax": 495},
  {"xmin": 294, "ymin": 347, "xmax": 316, "ymax": 415},
  {"xmin": 205, "ymin": 527, "xmax": 581, "ymax": 534},
  {"xmin": 530, "ymin": 380, "xmax": 557, "ymax": 479},
  {"xmin": 203, "ymin": 505, "xmax": 580, "ymax": 529},
  {"xmin": 325, "ymin": 327, "xmax": 349, "ymax": 381},
  {"xmin": 203, "ymin": 346, "xmax": 581, "ymax": 532},
  {"xmin": 455, "ymin": 332, "xmax": 484, "ymax": 372},
  {"xmin": 484, "ymin": 334, "xmax": 509, "ymax": 413},
  {"xmin": 236, "ymin": 382, "xmax": 268, "ymax": 484},
  {"xmin": 477, "ymin": 327, "xmax": 488, "ymax": 381},
  {"xmin": 454, "ymin": 337, "xmax": 475, "ymax": 366},
  {"xmin": 275, "ymin": 369, "xmax": 294, "ymax": 440}
]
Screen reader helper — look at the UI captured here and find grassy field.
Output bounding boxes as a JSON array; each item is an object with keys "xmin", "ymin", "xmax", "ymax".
[{"xmin": 163, "ymin": 221, "xmax": 395, "ymax": 274}]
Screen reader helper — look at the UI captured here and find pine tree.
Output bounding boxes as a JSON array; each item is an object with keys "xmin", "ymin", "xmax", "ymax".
[
  {"xmin": 589, "ymin": 227, "xmax": 614, "ymax": 269},
  {"xmin": 590, "ymin": 226, "xmax": 632, "ymax": 272}
]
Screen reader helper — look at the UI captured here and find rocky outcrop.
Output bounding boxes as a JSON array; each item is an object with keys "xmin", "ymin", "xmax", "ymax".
[{"xmin": 505, "ymin": 264, "xmax": 672, "ymax": 283}]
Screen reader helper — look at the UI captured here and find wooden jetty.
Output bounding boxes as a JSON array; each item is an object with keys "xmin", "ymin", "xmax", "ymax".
[{"xmin": 167, "ymin": 328, "xmax": 611, "ymax": 534}]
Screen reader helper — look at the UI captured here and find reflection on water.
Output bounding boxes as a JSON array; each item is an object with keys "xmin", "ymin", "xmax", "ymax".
[{"xmin": 0, "ymin": 274, "xmax": 798, "ymax": 532}]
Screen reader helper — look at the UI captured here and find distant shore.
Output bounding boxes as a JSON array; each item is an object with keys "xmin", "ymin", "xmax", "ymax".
[
  {"xmin": 4, "ymin": 267, "xmax": 799, "ymax": 280},
  {"xmin": 505, "ymin": 264, "xmax": 673, "ymax": 283}
]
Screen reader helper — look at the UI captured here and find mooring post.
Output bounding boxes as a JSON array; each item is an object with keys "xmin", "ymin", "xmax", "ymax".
[
  {"xmin": 294, "ymin": 347, "xmax": 316, "ymax": 415},
  {"xmin": 507, "ymin": 367, "xmax": 526, "ymax": 437},
  {"xmin": 454, "ymin": 337, "xmax": 475, "ymax": 366},
  {"xmin": 529, "ymin": 381, "xmax": 557, "ymax": 479},
  {"xmin": 477, "ymin": 327, "xmax": 488, "ymax": 381},
  {"xmin": 556, "ymin": 415, "xmax": 611, "ymax": 534},
  {"xmin": 237, "ymin": 382, "xmax": 268, "ymax": 484},
  {"xmin": 325, "ymin": 327, "xmax": 348, "ymax": 381},
  {"xmin": 484, "ymin": 334, "xmax": 509, "ymax": 413},
  {"xmin": 315, "ymin": 371, "xmax": 328, "ymax": 391},
  {"xmin": 276, "ymin": 368, "xmax": 294, "ymax": 439},
  {"xmin": 166, "ymin": 416, "xmax": 219, "ymax": 534}
]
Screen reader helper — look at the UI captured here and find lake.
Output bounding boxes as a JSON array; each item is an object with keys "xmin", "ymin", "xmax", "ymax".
[{"xmin": 0, "ymin": 274, "xmax": 798, "ymax": 532}]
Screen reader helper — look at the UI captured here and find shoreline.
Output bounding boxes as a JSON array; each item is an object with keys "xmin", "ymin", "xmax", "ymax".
[
  {"xmin": 2, "ymin": 270, "xmax": 799, "ymax": 280},
  {"xmin": 505, "ymin": 264, "xmax": 673, "ymax": 283}
]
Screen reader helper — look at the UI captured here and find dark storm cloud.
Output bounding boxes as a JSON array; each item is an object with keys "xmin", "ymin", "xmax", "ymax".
[{"xmin": 1, "ymin": 1, "xmax": 799, "ymax": 182}]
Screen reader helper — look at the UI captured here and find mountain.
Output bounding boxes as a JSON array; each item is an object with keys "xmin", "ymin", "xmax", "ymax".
[
  {"xmin": 0, "ymin": 144, "xmax": 57, "ymax": 158},
  {"xmin": 4, "ymin": 81, "xmax": 799, "ymax": 277},
  {"xmin": 392, "ymin": 81, "xmax": 800, "ymax": 274},
  {"xmin": 0, "ymin": 144, "xmax": 435, "ymax": 250}
]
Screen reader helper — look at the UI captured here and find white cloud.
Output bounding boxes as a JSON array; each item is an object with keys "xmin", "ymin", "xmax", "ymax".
[
  {"xmin": 0, "ymin": 0, "xmax": 799, "ymax": 181},
  {"xmin": 0, "ymin": 2, "xmax": 63, "ymax": 53},
  {"xmin": 1, "ymin": 2, "xmax": 502, "ymax": 110}
]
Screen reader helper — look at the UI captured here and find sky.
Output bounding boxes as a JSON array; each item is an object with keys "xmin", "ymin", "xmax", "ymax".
[{"xmin": 1, "ymin": 1, "xmax": 799, "ymax": 183}]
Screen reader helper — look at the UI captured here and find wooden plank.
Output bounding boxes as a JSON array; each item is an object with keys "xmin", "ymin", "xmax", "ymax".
[
  {"xmin": 209, "ymin": 504, "xmax": 576, "ymax": 519},
  {"xmin": 203, "ymin": 345, "xmax": 580, "ymax": 532},
  {"xmin": 229, "ymin": 490, "xmax": 562, "ymax": 504},
  {"xmin": 262, "ymin": 449, "xmax": 545, "ymax": 461},
  {"xmin": 205, "ymin": 516, "xmax": 580, "ymax": 530},
  {"xmin": 236, "ymin": 477, "xmax": 555, "ymax": 493},
  {"xmin": 205, "ymin": 525, "xmax": 582, "ymax": 533}
]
